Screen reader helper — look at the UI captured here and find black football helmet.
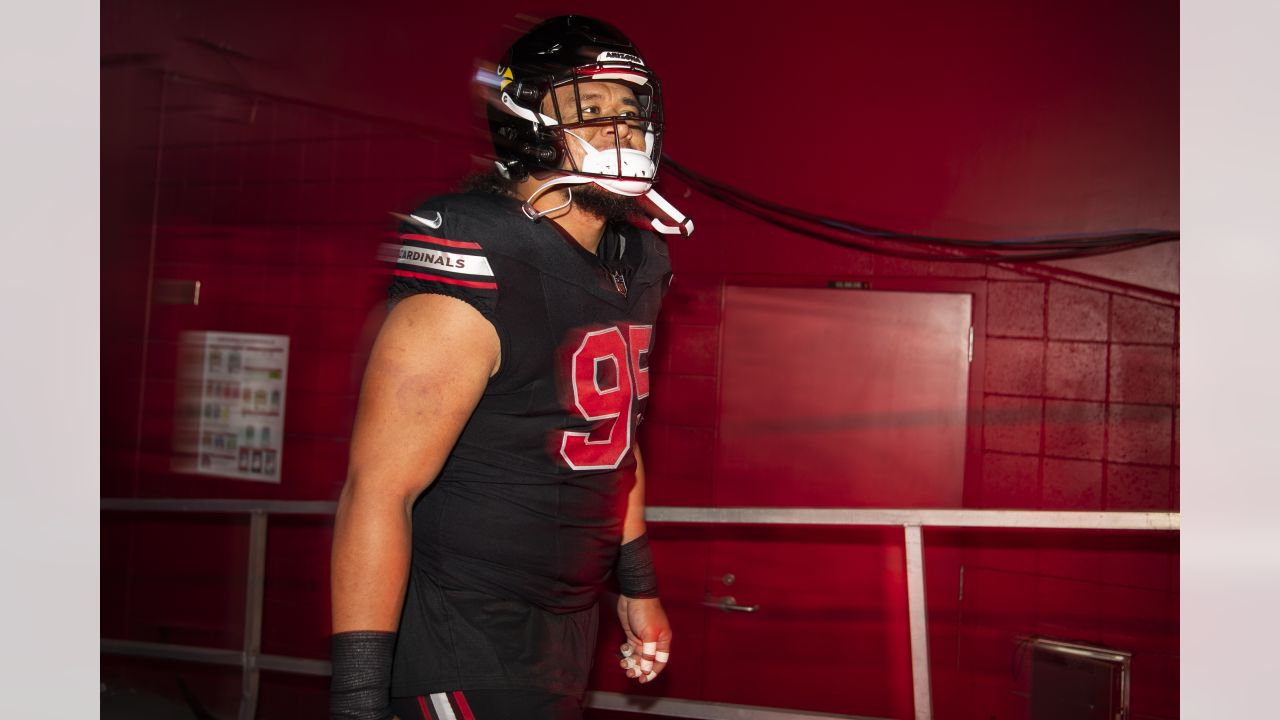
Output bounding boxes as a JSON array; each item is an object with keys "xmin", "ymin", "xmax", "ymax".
[{"xmin": 483, "ymin": 15, "xmax": 693, "ymax": 235}]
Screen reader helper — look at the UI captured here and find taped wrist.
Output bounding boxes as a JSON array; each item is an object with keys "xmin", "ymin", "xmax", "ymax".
[
  {"xmin": 617, "ymin": 534, "xmax": 659, "ymax": 598},
  {"xmin": 330, "ymin": 631, "xmax": 396, "ymax": 720}
]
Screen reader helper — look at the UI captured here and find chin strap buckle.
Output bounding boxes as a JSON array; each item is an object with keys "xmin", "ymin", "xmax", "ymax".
[{"xmin": 640, "ymin": 189, "xmax": 695, "ymax": 237}]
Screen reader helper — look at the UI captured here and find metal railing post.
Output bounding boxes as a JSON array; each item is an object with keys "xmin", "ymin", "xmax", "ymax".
[
  {"xmin": 238, "ymin": 510, "xmax": 268, "ymax": 720},
  {"xmin": 903, "ymin": 524, "xmax": 932, "ymax": 720}
]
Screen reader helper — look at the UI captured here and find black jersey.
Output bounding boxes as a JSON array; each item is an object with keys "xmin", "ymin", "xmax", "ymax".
[{"xmin": 384, "ymin": 191, "xmax": 671, "ymax": 697}]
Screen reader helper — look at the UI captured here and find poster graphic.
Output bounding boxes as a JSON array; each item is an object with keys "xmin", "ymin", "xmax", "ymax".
[{"xmin": 173, "ymin": 331, "xmax": 289, "ymax": 483}]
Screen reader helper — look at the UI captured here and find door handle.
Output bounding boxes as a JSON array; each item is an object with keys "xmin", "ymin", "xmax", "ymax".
[{"xmin": 702, "ymin": 594, "xmax": 760, "ymax": 613}]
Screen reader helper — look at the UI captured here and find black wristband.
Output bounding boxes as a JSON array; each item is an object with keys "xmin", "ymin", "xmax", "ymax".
[
  {"xmin": 617, "ymin": 534, "xmax": 659, "ymax": 598},
  {"xmin": 330, "ymin": 631, "xmax": 396, "ymax": 720}
]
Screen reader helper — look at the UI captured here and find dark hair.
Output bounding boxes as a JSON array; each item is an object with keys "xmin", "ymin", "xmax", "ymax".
[{"xmin": 458, "ymin": 168, "xmax": 516, "ymax": 196}]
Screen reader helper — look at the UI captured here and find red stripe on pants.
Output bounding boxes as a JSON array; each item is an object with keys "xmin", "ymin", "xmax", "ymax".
[{"xmin": 452, "ymin": 691, "xmax": 477, "ymax": 720}]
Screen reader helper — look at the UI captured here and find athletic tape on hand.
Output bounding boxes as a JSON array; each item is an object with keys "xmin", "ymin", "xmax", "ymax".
[
  {"xmin": 620, "ymin": 644, "xmax": 633, "ymax": 658},
  {"xmin": 643, "ymin": 642, "xmax": 657, "ymax": 655},
  {"xmin": 655, "ymin": 651, "xmax": 670, "ymax": 663},
  {"xmin": 640, "ymin": 659, "xmax": 653, "ymax": 672},
  {"xmin": 645, "ymin": 671, "xmax": 657, "ymax": 681}
]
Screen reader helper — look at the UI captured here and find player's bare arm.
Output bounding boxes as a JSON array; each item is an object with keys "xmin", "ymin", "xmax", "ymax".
[
  {"xmin": 329, "ymin": 294, "xmax": 497, "ymax": 719},
  {"xmin": 616, "ymin": 444, "xmax": 673, "ymax": 684},
  {"xmin": 332, "ymin": 293, "xmax": 499, "ymax": 631},
  {"xmin": 622, "ymin": 444, "xmax": 649, "ymax": 544}
]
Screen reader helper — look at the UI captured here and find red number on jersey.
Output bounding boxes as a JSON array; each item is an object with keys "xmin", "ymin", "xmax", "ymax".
[
  {"xmin": 559, "ymin": 325, "xmax": 654, "ymax": 471},
  {"xmin": 628, "ymin": 325, "xmax": 652, "ymax": 400}
]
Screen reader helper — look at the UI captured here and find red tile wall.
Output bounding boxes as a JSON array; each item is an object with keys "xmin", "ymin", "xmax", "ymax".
[{"xmin": 965, "ymin": 276, "xmax": 1178, "ymax": 720}]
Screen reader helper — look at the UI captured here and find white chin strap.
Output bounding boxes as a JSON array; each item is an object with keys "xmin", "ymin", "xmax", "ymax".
[
  {"xmin": 519, "ymin": 129, "xmax": 694, "ymax": 236},
  {"xmin": 636, "ymin": 189, "xmax": 695, "ymax": 237}
]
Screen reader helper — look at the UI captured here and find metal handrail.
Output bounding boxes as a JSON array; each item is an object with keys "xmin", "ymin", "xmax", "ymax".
[
  {"xmin": 101, "ymin": 498, "xmax": 1179, "ymax": 720},
  {"xmin": 100, "ymin": 498, "xmax": 1179, "ymax": 529}
]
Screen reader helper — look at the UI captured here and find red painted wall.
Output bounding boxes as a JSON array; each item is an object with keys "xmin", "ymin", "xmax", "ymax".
[{"xmin": 102, "ymin": 1, "xmax": 1177, "ymax": 717}]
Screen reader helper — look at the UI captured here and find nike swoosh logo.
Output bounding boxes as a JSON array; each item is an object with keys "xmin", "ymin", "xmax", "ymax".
[{"xmin": 410, "ymin": 211, "xmax": 443, "ymax": 229}]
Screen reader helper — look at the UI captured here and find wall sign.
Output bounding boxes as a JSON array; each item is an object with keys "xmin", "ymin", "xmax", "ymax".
[{"xmin": 173, "ymin": 331, "xmax": 289, "ymax": 483}]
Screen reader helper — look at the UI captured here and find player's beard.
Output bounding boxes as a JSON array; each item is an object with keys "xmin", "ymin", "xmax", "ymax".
[{"xmin": 573, "ymin": 184, "xmax": 642, "ymax": 223}]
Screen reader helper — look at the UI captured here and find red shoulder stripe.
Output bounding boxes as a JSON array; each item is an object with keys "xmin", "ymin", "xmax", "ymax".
[
  {"xmin": 398, "ymin": 233, "xmax": 483, "ymax": 250},
  {"xmin": 394, "ymin": 268, "xmax": 498, "ymax": 290}
]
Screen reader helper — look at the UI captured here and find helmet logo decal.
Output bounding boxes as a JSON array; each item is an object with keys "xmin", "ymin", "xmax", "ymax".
[{"xmin": 597, "ymin": 50, "xmax": 644, "ymax": 66}]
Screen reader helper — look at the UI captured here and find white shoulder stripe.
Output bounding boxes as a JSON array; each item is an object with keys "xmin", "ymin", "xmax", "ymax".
[{"xmin": 395, "ymin": 245, "xmax": 494, "ymax": 277}]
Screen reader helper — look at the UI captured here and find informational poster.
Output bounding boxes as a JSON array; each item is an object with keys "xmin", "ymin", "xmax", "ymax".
[{"xmin": 173, "ymin": 331, "xmax": 289, "ymax": 483}]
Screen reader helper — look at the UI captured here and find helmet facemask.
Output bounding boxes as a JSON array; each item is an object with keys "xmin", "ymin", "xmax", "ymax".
[
  {"xmin": 485, "ymin": 16, "xmax": 694, "ymax": 236},
  {"xmin": 500, "ymin": 61, "xmax": 665, "ymax": 214}
]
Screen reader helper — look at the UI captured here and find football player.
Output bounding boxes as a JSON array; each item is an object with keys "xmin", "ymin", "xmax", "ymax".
[{"xmin": 329, "ymin": 15, "xmax": 690, "ymax": 720}]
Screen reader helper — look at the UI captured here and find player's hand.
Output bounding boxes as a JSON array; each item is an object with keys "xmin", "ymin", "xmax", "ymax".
[{"xmin": 615, "ymin": 595, "xmax": 672, "ymax": 684}]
